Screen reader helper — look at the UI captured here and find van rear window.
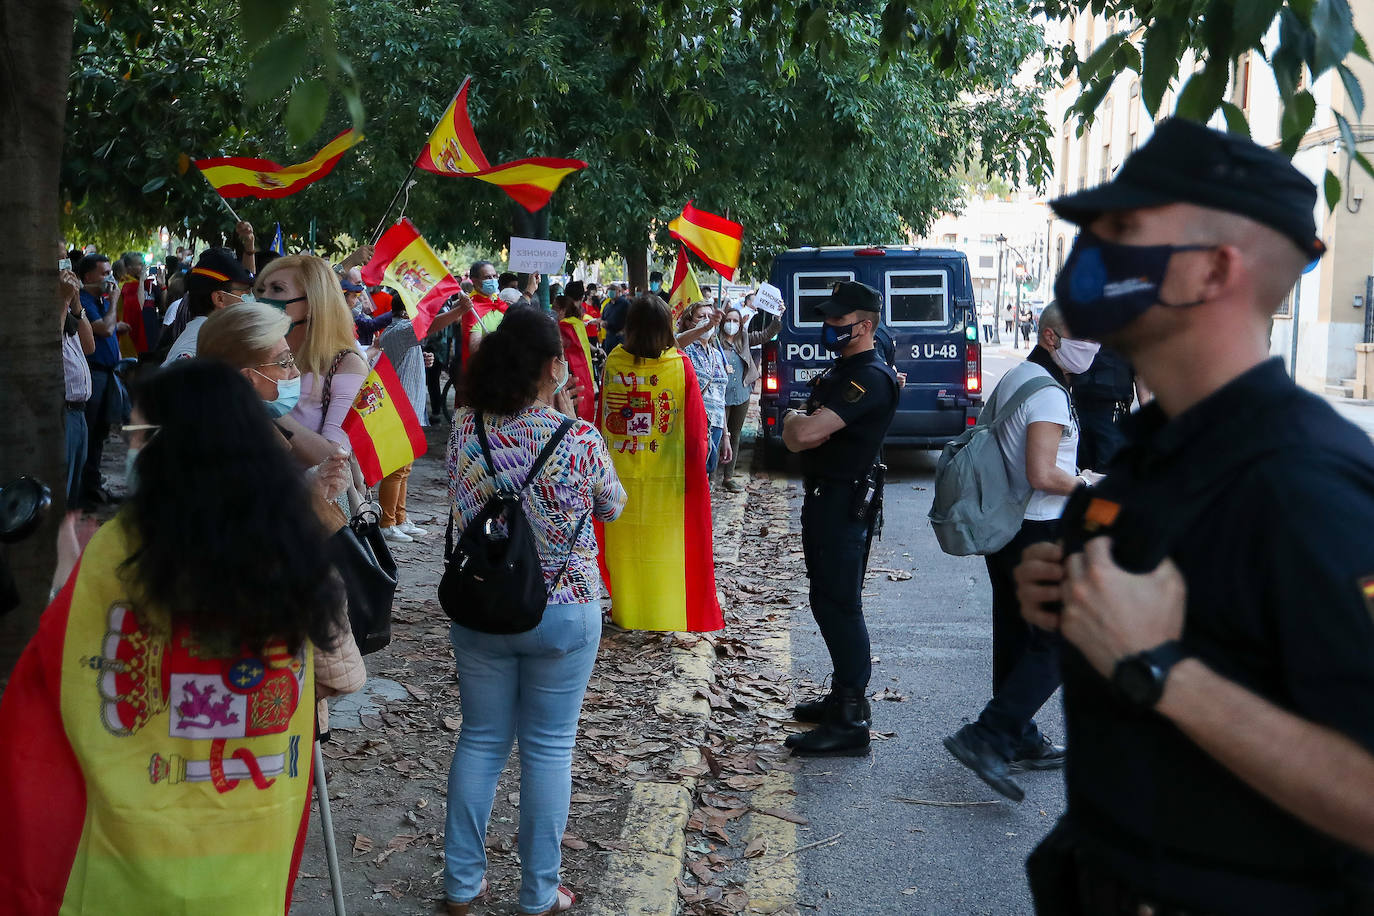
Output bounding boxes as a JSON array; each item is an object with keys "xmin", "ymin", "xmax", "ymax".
[
  {"xmin": 885, "ymin": 271, "xmax": 948, "ymax": 326},
  {"xmin": 792, "ymin": 271, "xmax": 855, "ymax": 326}
]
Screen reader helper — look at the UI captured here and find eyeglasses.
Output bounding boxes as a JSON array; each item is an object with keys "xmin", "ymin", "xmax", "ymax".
[
  {"xmin": 118, "ymin": 424, "xmax": 161, "ymax": 444},
  {"xmin": 255, "ymin": 354, "xmax": 297, "ymax": 372}
]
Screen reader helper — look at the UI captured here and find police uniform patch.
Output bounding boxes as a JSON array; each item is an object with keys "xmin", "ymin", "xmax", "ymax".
[
  {"xmin": 844, "ymin": 381, "xmax": 867, "ymax": 403},
  {"xmin": 1360, "ymin": 576, "xmax": 1374, "ymax": 618}
]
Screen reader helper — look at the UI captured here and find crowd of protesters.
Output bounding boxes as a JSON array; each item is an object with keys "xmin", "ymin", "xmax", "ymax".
[{"xmin": 19, "ymin": 227, "xmax": 777, "ymax": 915}]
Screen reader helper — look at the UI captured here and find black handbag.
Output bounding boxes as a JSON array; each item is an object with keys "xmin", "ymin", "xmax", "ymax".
[
  {"xmin": 328, "ymin": 503, "xmax": 398, "ymax": 655},
  {"xmin": 438, "ymin": 412, "xmax": 586, "ymax": 634}
]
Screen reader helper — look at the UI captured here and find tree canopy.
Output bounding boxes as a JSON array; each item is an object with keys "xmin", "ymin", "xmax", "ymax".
[{"xmin": 65, "ymin": 0, "xmax": 1049, "ymax": 274}]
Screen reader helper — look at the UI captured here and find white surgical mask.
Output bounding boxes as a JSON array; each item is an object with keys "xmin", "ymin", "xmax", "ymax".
[
  {"xmin": 553, "ymin": 359, "xmax": 569, "ymax": 393},
  {"xmin": 723, "ymin": 320, "xmax": 740, "ymax": 336},
  {"xmin": 1051, "ymin": 336, "xmax": 1101, "ymax": 375}
]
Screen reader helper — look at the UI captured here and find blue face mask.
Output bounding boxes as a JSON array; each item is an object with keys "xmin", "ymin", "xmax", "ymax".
[
  {"xmin": 258, "ymin": 372, "xmax": 301, "ymax": 418},
  {"xmin": 821, "ymin": 321, "xmax": 861, "ymax": 353},
  {"xmin": 1055, "ymin": 231, "xmax": 1211, "ymax": 339},
  {"xmin": 649, "ymin": 281, "xmax": 662, "ymax": 293},
  {"xmin": 480, "ymin": 278, "xmax": 499, "ymax": 296}
]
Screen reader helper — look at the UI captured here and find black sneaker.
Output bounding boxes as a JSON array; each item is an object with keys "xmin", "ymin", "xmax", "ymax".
[
  {"xmin": 942, "ymin": 724, "xmax": 1024, "ymax": 802},
  {"xmin": 1009, "ymin": 735, "xmax": 1066, "ymax": 771}
]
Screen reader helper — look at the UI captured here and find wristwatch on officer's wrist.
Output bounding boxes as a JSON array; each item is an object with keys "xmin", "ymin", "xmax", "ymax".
[{"xmin": 1111, "ymin": 640, "xmax": 1188, "ymax": 709}]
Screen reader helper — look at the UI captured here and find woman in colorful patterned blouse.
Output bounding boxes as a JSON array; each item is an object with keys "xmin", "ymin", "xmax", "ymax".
[{"xmin": 443, "ymin": 305, "xmax": 626, "ymax": 916}]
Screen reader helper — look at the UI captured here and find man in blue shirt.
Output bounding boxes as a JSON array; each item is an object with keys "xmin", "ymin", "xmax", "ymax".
[{"xmin": 78, "ymin": 253, "xmax": 127, "ymax": 507}]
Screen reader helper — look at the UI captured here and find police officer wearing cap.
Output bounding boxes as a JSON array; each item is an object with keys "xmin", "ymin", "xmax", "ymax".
[
  {"xmin": 1014, "ymin": 117, "xmax": 1374, "ymax": 914},
  {"xmin": 781, "ymin": 280, "xmax": 898, "ymax": 757}
]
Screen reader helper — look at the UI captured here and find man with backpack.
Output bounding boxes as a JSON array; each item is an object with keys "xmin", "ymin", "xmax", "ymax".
[{"xmin": 939, "ymin": 302, "xmax": 1099, "ymax": 802}]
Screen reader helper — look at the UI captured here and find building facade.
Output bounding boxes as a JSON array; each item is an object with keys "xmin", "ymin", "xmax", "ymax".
[{"xmin": 1043, "ymin": 8, "xmax": 1374, "ymax": 395}]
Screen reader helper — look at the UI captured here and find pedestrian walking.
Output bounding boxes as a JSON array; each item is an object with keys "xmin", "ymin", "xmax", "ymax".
[
  {"xmin": 941, "ymin": 302, "xmax": 1098, "ymax": 802},
  {"xmin": 781, "ymin": 281, "xmax": 898, "ymax": 756},
  {"xmin": 443, "ymin": 306, "xmax": 626, "ymax": 916},
  {"xmin": 1015, "ymin": 117, "xmax": 1374, "ymax": 915}
]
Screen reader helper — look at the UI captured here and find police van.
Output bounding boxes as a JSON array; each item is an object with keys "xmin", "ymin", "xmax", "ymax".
[{"xmin": 758, "ymin": 246, "xmax": 982, "ymax": 465}]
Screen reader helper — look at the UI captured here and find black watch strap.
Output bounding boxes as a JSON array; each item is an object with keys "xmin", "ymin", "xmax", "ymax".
[{"xmin": 1113, "ymin": 639, "xmax": 1188, "ymax": 709}]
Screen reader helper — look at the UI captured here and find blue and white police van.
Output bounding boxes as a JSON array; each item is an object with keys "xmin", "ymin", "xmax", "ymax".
[{"xmin": 757, "ymin": 246, "xmax": 983, "ymax": 465}]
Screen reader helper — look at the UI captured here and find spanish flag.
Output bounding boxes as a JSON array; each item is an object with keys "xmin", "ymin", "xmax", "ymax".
[
  {"xmin": 597, "ymin": 345, "xmax": 723, "ymax": 632},
  {"xmin": 361, "ymin": 218, "xmax": 462, "ymax": 340},
  {"xmin": 343, "ymin": 353, "xmax": 428, "ymax": 487},
  {"xmin": 0, "ymin": 521, "xmax": 316, "ymax": 914},
  {"xmin": 414, "ymin": 77, "xmax": 587, "ymax": 212},
  {"xmin": 667, "ymin": 244, "xmax": 703, "ymax": 318},
  {"xmin": 194, "ymin": 128, "xmax": 362, "ymax": 199},
  {"xmin": 668, "ymin": 200, "xmax": 743, "ymax": 281}
]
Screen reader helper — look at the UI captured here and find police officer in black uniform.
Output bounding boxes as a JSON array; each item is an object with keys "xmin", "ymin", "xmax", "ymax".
[
  {"xmin": 780, "ymin": 281, "xmax": 899, "ymax": 757},
  {"xmin": 1014, "ymin": 118, "xmax": 1374, "ymax": 915},
  {"xmin": 1070, "ymin": 346, "xmax": 1138, "ymax": 471}
]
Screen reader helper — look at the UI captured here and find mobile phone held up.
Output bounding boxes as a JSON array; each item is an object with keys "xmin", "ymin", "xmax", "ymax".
[{"xmin": 58, "ymin": 258, "xmax": 71, "ymax": 271}]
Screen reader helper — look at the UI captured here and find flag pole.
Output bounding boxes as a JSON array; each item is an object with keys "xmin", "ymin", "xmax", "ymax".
[{"xmin": 371, "ymin": 163, "xmax": 418, "ymax": 243}]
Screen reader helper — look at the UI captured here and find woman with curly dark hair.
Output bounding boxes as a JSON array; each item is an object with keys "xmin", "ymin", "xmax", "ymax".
[
  {"xmin": 0, "ymin": 360, "xmax": 343, "ymax": 914},
  {"xmin": 444, "ymin": 305, "xmax": 626, "ymax": 916}
]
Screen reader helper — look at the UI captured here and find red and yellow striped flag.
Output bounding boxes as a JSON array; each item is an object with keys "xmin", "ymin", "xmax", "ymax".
[
  {"xmin": 194, "ymin": 129, "xmax": 362, "ymax": 199},
  {"xmin": 414, "ymin": 77, "xmax": 587, "ymax": 212},
  {"xmin": 361, "ymin": 219, "xmax": 462, "ymax": 340},
  {"xmin": 667, "ymin": 244, "xmax": 703, "ymax": 318},
  {"xmin": 668, "ymin": 200, "xmax": 743, "ymax": 281},
  {"xmin": 596, "ymin": 346, "xmax": 722, "ymax": 632},
  {"xmin": 343, "ymin": 354, "xmax": 428, "ymax": 486}
]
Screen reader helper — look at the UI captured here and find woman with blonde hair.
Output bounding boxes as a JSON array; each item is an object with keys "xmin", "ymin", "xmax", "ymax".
[{"xmin": 255, "ymin": 255, "xmax": 367, "ymax": 450}]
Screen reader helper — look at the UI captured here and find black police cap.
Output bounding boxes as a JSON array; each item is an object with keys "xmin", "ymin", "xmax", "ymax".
[
  {"xmin": 814, "ymin": 280, "xmax": 881, "ymax": 318},
  {"xmin": 1050, "ymin": 117, "xmax": 1324, "ymax": 260}
]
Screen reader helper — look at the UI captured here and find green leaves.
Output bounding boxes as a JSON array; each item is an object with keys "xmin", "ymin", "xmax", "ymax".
[
  {"xmin": 1141, "ymin": 18, "xmax": 1184, "ymax": 117},
  {"xmin": 1234, "ymin": 0, "xmax": 1285, "ymax": 52},
  {"xmin": 1280, "ymin": 89, "xmax": 1316, "ymax": 156},
  {"xmin": 245, "ymin": 33, "xmax": 307, "ymax": 105},
  {"xmin": 1325, "ymin": 168, "xmax": 1341, "ymax": 211},
  {"xmin": 1310, "ymin": 0, "xmax": 1355, "ymax": 75},
  {"xmin": 239, "ymin": 0, "xmax": 293, "ymax": 49},
  {"xmin": 1176, "ymin": 59, "xmax": 1229, "ymax": 122},
  {"xmin": 285, "ymin": 79, "xmax": 329, "ymax": 145},
  {"xmin": 1219, "ymin": 101, "xmax": 1251, "ymax": 137}
]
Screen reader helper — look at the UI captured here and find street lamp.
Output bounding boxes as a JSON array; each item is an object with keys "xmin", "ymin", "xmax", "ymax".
[
  {"xmin": 1002, "ymin": 239, "xmax": 1032, "ymax": 350},
  {"xmin": 993, "ymin": 234, "xmax": 1007, "ymax": 345}
]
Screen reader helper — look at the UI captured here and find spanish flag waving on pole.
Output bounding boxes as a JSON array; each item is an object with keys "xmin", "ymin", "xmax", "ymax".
[
  {"xmin": 596, "ymin": 346, "xmax": 723, "ymax": 632},
  {"xmin": 668, "ymin": 200, "xmax": 744, "ymax": 281},
  {"xmin": 194, "ymin": 129, "xmax": 362, "ymax": 199},
  {"xmin": 343, "ymin": 353, "xmax": 428, "ymax": 487},
  {"xmin": 361, "ymin": 219, "xmax": 463, "ymax": 340},
  {"xmin": 667, "ymin": 244, "xmax": 703, "ymax": 319},
  {"xmin": 414, "ymin": 76, "xmax": 588, "ymax": 212}
]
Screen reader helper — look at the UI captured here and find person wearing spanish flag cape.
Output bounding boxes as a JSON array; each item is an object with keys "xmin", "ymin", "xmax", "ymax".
[{"xmin": 780, "ymin": 281, "xmax": 898, "ymax": 758}]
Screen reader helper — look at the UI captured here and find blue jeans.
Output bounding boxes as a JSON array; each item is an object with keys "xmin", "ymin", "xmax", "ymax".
[
  {"xmin": 705, "ymin": 424, "xmax": 725, "ymax": 474},
  {"xmin": 64, "ymin": 406, "xmax": 88, "ymax": 507},
  {"xmin": 445, "ymin": 602, "xmax": 601, "ymax": 913}
]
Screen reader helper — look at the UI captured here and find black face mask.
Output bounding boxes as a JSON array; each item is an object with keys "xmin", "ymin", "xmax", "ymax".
[{"xmin": 1054, "ymin": 230, "xmax": 1211, "ymax": 339}]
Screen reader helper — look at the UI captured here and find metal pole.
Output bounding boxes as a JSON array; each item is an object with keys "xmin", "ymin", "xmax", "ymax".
[
  {"xmin": 371, "ymin": 162, "xmax": 419, "ymax": 243},
  {"xmin": 994, "ymin": 238, "xmax": 1005, "ymax": 346},
  {"xmin": 1289, "ymin": 278, "xmax": 1303, "ymax": 379},
  {"xmin": 314, "ymin": 740, "xmax": 348, "ymax": 916}
]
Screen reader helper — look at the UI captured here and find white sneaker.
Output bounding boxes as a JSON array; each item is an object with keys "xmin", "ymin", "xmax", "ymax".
[
  {"xmin": 380, "ymin": 526, "xmax": 413, "ymax": 543},
  {"xmin": 398, "ymin": 521, "xmax": 428, "ymax": 537}
]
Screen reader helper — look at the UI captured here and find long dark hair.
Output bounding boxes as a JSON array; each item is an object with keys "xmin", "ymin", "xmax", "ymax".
[
  {"xmin": 623, "ymin": 294, "xmax": 674, "ymax": 360},
  {"xmin": 120, "ymin": 361, "xmax": 342, "ymax": 654},
  {"xmin": 461, "ymin": 304, "xmax": 562, "ymax": 414}
]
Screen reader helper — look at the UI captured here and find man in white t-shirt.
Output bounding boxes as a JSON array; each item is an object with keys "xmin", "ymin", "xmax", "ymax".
[{"xmin": 943, "ymin": 302, "xmax": 1100, "ymax": 802}]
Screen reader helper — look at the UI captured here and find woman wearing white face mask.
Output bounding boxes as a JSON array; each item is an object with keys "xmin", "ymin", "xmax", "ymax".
[
  {"xmin": 941, "ymin": 302, "xmax": 1100, "ymax": 803},
  {"xmin": 718, "ymin": 306, "xmax": 781, "ymax": 492}
]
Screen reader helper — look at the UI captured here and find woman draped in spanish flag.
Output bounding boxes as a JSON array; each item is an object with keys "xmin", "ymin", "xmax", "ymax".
[
  {"xmin": 597, "ymin": 295, "xmax": 723, "ymax": 632},
  {"xmin": 0, "ymin": 361, "xmax": 347, "ymax": 914}
]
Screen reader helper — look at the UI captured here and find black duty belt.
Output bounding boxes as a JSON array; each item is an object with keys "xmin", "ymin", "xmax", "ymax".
[{"xmin": 65, "ymin": 400, "xmax": 87, "ymax": 410}]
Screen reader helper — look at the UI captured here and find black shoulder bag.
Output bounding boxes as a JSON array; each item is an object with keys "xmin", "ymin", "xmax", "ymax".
[{"xmin": 439, "ymin": 412, "xmax": 589, "ymax": 634}]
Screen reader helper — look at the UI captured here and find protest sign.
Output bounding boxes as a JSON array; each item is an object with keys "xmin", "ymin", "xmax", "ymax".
[
  {"xmin": 754, "ymin": 282, "xmax": 784, "ymax": 316},
  {"xmin": 508, "ymin": 237, "xmax": 568, "ymax": 273}
]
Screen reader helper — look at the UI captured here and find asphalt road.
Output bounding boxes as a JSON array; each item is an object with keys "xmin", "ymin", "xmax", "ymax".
[{"xmin": 779, "ymin": 346, "xmax": 1066, "ymax": 915}]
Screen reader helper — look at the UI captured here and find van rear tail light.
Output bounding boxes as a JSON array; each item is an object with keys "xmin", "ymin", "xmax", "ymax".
[
  {"xmin": 967, "ymin": 415, "xmax": 977, "ymax": 426},
  {"xmin": 966, "ymin": 342, "xmax": 982, "ymax": 395},
  {"xmin": 854, "ymin": 247, "xmax": 887, "ymax": 256},
  {"xmin": 762, "ymin": 341, "xmax": 780, "ymax": 392},
  {"xmin": 765, "ymin": 415, "xmax": 777, "ymax": 427}
]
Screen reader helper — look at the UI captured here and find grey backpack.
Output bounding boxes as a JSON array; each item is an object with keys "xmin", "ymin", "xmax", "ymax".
[{"xmin": 928, "ymin": 374, "xmax": 1067, "ymax": 556}]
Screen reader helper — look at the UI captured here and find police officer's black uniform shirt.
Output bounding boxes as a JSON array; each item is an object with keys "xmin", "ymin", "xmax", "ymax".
[
  {"xmin": 800, "ymin": 348, "xmax": 898, "ymax": 480},
  {"xmin": 1061, "ymin": 358, "xmax": 1374, "ymax": 893}
]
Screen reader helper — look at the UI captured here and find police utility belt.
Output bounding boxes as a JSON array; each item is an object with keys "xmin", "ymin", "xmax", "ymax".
[{"xmin": 803, "ymin": 463, "xmax": 886, "ymax": 524}]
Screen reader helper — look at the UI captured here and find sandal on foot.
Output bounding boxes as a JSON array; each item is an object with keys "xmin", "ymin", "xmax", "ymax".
[
  {"xmin": 533, "ymin": 885, "xmax": 576, "ymax": 915},
  {"xmin": 444, "ymin": 876, "xmax": 489, "ymax": 915}
]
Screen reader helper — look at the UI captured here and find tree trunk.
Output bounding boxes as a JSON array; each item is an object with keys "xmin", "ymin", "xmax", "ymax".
[
  {"xmin": 0, "ymin": 0, "xmax": 79, "ymax": 681},
  {"xmin": 623, "ymin": 245, "xmax": 648, "ymax": 295},
  {"xmin": 511, "ymin": 204, "xmax": 550, "ymax": 308}
]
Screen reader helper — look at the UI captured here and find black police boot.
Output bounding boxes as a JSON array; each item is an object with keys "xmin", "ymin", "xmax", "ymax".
[
  {"xmin": 791, "ymin": 691, "xmax": 873, "ymax": 725},
  {"xmin": 1008, "ymin": 734, "xmax": 1066, "ymax": 772},
  {"xmin": 788, "ymin": 687, "xmax": 871, "ymax": 757}
]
